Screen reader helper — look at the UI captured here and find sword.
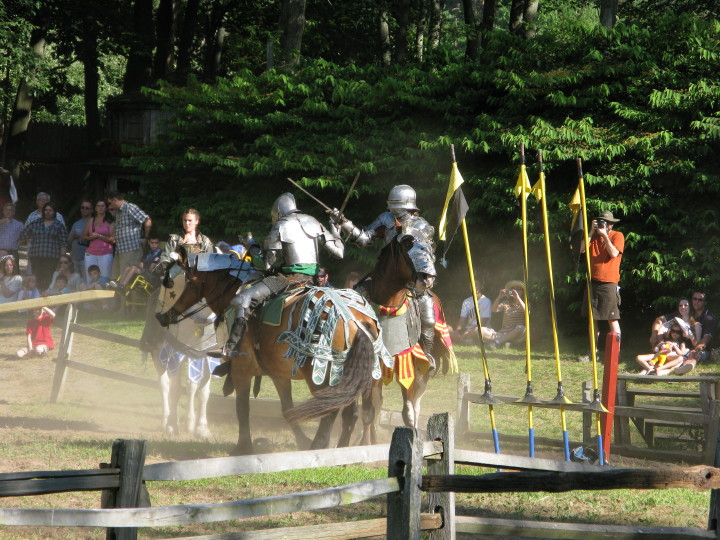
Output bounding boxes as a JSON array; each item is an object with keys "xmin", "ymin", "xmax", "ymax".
[
  {"xmin": 338, "ymin": 172, "xmax": 361, "ymax": 215},
  {"xmin": 286, "ymin": 177, "xmax": 333, "ymax": 212}
]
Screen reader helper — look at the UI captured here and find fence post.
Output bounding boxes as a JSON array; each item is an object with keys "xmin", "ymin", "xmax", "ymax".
[
  {"xmin": 706, "ymin": 401, "xmax": 720, "ymax": 535},
  {"xmin": 103, "ymin": 439, "xmax": 147, "ymax": 540},
  {"xmin": 387, "ymin": 426, "xmax": 422, "ymax": 540},
  {"xmin": 49, "ymin": 303, "xmax": 77, "ymax": 403},
  {"xmin": 427, "ymin": 413, "xmax": 455, "ymax": 540},
  {"xmin": 456, "ymin": 372, "xmax": 470, "ymax": 435}
]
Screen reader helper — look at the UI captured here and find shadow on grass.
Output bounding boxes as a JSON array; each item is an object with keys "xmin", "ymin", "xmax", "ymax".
[{"xmin": 0, "ymin": 415, "xmax": 103, "ymax": 432}]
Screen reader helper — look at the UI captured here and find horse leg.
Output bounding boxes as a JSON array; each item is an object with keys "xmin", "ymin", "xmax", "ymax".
[
  {"xmin": 157, "ymin": 368, "xmax": 173, "ymax": 434},
  {"xmin": 358, "ymin": 382, "xmax": 382, "ymax": 445},
  {"xmin": 271, "ymin": 376, "xmax": 312, "ymax": 450},
  {"xmin": 153, "ymin": 351, "xmax": 180, "ymax": 436},
  {"xmin": 186, "ymin": 377, "xmax": 198, "ymax": 436},
  {"xmin": 312, "ymin": 409, "xmax": 340, "ymax": 449},
  {"xmin": 193, "ymin": 366, "xmax": 212, "ymax": 439},
  {"xmin": 231, "ymin": 370, "xmax": 254, "ymax": 455},
  {"xmin": 337, "ymin": 401, "xmax": 359, "ymax": 448}
]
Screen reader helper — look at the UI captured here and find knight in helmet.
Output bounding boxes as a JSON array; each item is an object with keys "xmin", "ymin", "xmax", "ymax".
[
  {"xmin": 329, "ymin": 184, "xmax": 437, "ymax": 370},
  {"xmin": 223, "ymin": 193, "xmax": 344, "ymax": 358}
]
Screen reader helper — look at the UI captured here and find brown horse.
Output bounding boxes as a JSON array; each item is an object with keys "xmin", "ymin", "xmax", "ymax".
[
  {"xmin": 155, "ymin": 255, "xmax": 384, "ymax": 455},
  {"xmin": 367, "ymin": 237, "xmax": 455, "ymax": 428}
]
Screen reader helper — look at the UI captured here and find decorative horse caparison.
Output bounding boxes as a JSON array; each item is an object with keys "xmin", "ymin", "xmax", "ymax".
[
  {"xmin": 368, "ymin": 237, "xmax": 455, "ymax": 428},
  {"xmin": 155, "ymin": 256, "xmax": 384, "ymax": 455}
]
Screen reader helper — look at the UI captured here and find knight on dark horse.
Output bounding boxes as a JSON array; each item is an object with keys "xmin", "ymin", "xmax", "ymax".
[
  {"xmin": 329, "ymin": 184, "xmax": 438, "ymax": 370},
  {"xmin": 222, "ymin": 192, "xmax": 344, "ymax": 358}
]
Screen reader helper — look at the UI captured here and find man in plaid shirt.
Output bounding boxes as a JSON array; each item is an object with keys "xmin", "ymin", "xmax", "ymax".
[{"xmin": 107, "ymin": 191, "xmax": 152, "ymax": 279}]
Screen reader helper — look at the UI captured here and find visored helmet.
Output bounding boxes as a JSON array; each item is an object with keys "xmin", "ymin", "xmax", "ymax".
[
  {"xmin": 387, "ymin": 184, "xmax": 418, "ymax": 215},
  {"xmin": 271, "ymin": 193, "xmax": 299, "ymax": 223}
]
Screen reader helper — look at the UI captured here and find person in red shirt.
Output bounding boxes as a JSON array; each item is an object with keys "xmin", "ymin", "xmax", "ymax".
[
  {"xmin": 16, "ymin": 306, "xmax": 55, "ymax": 358},
  {"xmin": 582, "ymin": 210, "xmax": 624, "ymax": 338}
]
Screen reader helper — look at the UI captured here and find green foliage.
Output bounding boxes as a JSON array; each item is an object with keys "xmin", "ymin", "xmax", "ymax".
[{"xmin": 125, "ymin": 12, "xmax": 720, "ymax": 330}]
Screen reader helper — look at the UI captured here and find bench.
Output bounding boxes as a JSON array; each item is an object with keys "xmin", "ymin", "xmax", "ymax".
[{"xmin": 586, "ymin": 373, "xmax": 720, "ymax": 463}]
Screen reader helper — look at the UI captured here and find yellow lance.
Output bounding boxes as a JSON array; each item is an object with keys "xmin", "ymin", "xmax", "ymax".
[
  {"xmin": 514, "ymin": 143, "xmax": 541, "ymax": 458},
  {"xmin": 576, "ymin": 158, "xmax": 609, "ymax": 466},
  {"xmin": 532, "ymin": 151, "xmax": 572, "ymax": 461}
]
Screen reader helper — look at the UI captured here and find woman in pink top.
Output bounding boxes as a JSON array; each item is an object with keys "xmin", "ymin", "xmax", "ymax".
[{"xmin": 82, "ymin": 200, "xmax": 115, "ymax": 281}]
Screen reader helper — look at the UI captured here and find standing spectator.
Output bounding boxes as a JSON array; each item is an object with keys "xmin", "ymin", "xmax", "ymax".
[
  {"xmin": 16, "ymin": 307, "xmax": 55, "ymax": 358},
  {"xmin": 0, "ymin": 254, "xmax": 23, "ymax": 304},
  {"xmin": 0, "ymin": 202, "xmax": 23, "ymax": 261},
  {"xmin": 25, "ymin": 192, "xmax": 65, "ymax": 227},
  {"xmin": 107, "ymin": 191, "xmax": 151, "ymax": 280},
  {"xmin": 68, "ymin": 200, "xmax": 93, "ymax": 280},
  {"xmin": 454, "ymin": 276, "xmax": 493, "ymax": 345},
  {"xmin": 49, "ymin": 255, "xmax": 84, "ymax": 292},
  {"xmin": 21, "ymin": 202, "xmax": 66, "ymax": 290},
  {"xmin": 582, "ymin": 210, "xmax": 624, "ymax": 340},
  {"xmin": 82, "ymin": 199, "xmax": 115, "ymax": 281}
]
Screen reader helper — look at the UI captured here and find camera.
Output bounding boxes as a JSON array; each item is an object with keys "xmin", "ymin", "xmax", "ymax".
[{"xmin": 597, "ymin": 219, "xmax": 607, "ymax": 229}]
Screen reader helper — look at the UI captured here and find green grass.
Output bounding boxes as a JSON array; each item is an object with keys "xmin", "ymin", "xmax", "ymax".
[{"xmin": 0, "ymin": 311, "xmax": 716, "ymax": 538}]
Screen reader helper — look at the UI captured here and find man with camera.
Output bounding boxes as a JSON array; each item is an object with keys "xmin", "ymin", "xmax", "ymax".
[
  {"xmin": 583, "ymin": 210, "xmax": 624, "ymax": 341},
  {"xmin": 487, "ymin": 280, "xmax": 527, "ymax": 348}
]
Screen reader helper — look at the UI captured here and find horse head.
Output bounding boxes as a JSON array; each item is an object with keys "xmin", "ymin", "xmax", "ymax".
[{"xmin": 155, "ymin": 252, "xmax": 204, "ymax": 327}]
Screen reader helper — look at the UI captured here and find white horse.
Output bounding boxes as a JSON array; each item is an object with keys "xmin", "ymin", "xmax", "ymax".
[{"xmin": 143, "ymin": 272, "xmax": 224, "ymax": 439}]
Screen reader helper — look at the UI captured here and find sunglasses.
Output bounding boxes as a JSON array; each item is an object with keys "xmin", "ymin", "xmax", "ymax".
[
  {"xmin": 670, "ymin": 329, "xmax": 681, "ymax": 333},
  {"xmin": 693, "ymin": 297, "xmax": 705, "ymax": 302}
]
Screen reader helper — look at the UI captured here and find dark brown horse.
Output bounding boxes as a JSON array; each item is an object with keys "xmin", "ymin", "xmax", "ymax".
[
  {"xmin": 156, "ymin": 256, "xmax": 383, "ymax": 454},
  {"xmin": 367, "ymin": 237, "xmax": 455, "ymax": 428}
]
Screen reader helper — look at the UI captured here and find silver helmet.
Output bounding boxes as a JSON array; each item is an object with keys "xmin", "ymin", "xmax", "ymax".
[
  {"xmin": 271, "ymin": 193, "xmax": 299, "ymax": 223},
  {"xmin": 387, "ymin": 184, "xmax": 418, "ymax": 215}
]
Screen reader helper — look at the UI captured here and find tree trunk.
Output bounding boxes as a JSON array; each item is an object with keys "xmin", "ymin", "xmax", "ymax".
[
  {"xmin": 509, "ymin": 0, "xmax": 524, "ymax": 36},
  {"xmin": 80, "ymin": 17, "xmax": 102, "ymax": 150},
  {"xmin": 480, "ymin": 0, "xmax": 496, "ymax": 46},
  {"xmin": 428, "ymin": 0, "xmax": 444, "ymax": 52},
  {"xmin": 463, "ymin": 0, "xmax": 481, "ymax": 60},
  {"xmin": 278, "ymin": 0, "xmax": 307, "ymax": 70},
  {"xmin": 176, "ymin": 0, "xmax": 201, "ymax": 78},
  {"xmin": 203, "ymin": 0, "xmax": 229, "ymax": 80},
  {"xmin": 379, "ymin": 6, "xmax": 391, "ymax": 66},
  {"xmin": 416, "ymin": 0, "xmax": 427, "ymax": 62},
  {"xmin": 523, "ymin": 0, "xmax": 539, "ymax": 39},
  {"xmin": 393, "ymin": 0, "xmax": 411, "ymax": 63},
  {"xmin": 600, "ymin": 0, "xmax": 618, "ymax": 30},
  {"xmin": 153, "ymin": 0, "xmax": 176, "ymax": 80},
  {"xmin": 123, "ymin": 0, "xmax": 155, "ymax": 93},
  {"xmin": 7, "ymin": 25, "xmax": 47, "ymax": 164}
]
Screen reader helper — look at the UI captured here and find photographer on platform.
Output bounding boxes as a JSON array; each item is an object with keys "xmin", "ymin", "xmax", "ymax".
[{"xmin": 581, "ymin": 210, "xmax": 624, "ymax": 342}]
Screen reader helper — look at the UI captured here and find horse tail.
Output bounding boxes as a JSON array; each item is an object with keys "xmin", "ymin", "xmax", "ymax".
[{"xmin": 284, "ymin": 321, "xmax": 376, "ymax": 424}]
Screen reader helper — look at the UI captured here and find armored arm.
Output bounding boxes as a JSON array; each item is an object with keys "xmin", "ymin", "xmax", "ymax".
[{"xmin": 323, "ymin": 221, "xmax": 344, "ymax": 259}]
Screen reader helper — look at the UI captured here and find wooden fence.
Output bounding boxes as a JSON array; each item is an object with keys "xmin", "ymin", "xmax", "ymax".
[{"xmin": 2, "ymin": 413, "xmax": 720, "ymax": 539}]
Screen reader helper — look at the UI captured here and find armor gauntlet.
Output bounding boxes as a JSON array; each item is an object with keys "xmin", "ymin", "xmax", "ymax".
[{"xmin": 340, "ymin": 219, "xmax": 374, "ymax": 247}]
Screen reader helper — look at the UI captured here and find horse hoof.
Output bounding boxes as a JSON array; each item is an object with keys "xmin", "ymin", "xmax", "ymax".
[
  {"xmin": 194, "ymin": 425, "xmax": 211, "ymax": 439},
  {"xmin": 164, "ymin": 424, "xmax": 179, "ymax": 437},
  {"xmin": 230, "ymin": 443, "xmax": 254, "ymax": 456}
]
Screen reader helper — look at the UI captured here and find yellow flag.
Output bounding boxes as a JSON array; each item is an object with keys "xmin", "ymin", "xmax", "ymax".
[
  {"xmin": 531, "ymin": 171, "xmax": 544, "ymax": 202},
  {"xmin": 438, "ymin": 161, "xmax": 466, "ymax": 242},
  {"xmin": 514, "ymin": 164, "xmax": 532, "ymax": 199}
]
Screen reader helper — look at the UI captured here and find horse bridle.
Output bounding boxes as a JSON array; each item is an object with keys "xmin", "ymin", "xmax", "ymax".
[{"xmin": 161, "ymin": 263, "xmax": 239, "ymax": 324}]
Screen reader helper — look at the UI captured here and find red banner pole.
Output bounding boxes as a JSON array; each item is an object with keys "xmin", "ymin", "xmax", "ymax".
[{"xmin": 600, "ymin": 331, "xmax": 621, "ymax": 460}]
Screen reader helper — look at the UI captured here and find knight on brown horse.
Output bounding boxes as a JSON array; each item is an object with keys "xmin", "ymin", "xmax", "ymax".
[
  {"xmin": 329, "ymin": 184, "xmax": 438, "ymax": 370},
  {"xmin": 221, "ymin": 192, "xmax": 344, "ymax": 359}
]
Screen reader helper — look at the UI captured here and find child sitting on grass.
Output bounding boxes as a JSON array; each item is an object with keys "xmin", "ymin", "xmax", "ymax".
[
  {"xmin": 80, "ymin": 264, "xmax": 112, "ymax": 310},
  {"xmin": 636, "ymin": 324, "xmax": 690, "ymax": 375},
  {"xmin": 16, "ymin": 306, "xmax": 55, "ymax": 358}
]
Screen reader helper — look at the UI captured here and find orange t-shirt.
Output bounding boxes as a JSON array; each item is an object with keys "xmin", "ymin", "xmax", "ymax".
[{"xmin": 590, "ymin": 230, "xmax": 624, "ymax": 283}]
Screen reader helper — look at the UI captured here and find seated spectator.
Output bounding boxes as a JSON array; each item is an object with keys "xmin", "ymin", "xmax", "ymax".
[
  {"xmin": 43, "ymin": 274, "xmax": 70, "ymax": 296},
  {"xmin": 317, "ymin": 267, "xmax": 334, "ymax": 288},
  {"xmin": 453, "ymin": 276, "xmax": 492, "ymax": 345},
  {"xmin": 49, "ymin": 255, "xmax": 84, "ymax": 292},
  {"xmin": 662, "ymin": 290, "xmax": 716, "ymax": 375},
  {"xmin": 17, "ymin": 275, "xmax": 41, "ymax": 312},
  {"xmin": 80, "ymin": 264, "xmax": 109, "ymax": 291},
  {"xmin": 649, "ymin": 298, "xmax": 701, "ymax": 347},
  {"xmin": 0, "ymin": 202, "xmax": 23, "ymax": 261},
  {"xmin": 21, "ymin": 202, "xmax": 67, "ymax": 290},
  {"xmin": 108, "ymin": 236, "xmax": 163, "ymax": 291},
  {"xmin": 485, "ymin": 280, "xmax": 527, "ymax": 348},
  {"xmin": 0, "ymin": 254, "xmax": 23, "ymax": 304},
  {"xmin": 636, "ymin": 322, "xmax": 692, "ymax": 375},
  {"xmin": 16, "ymin": 306, "xmax": 55, "ymax": 358}
]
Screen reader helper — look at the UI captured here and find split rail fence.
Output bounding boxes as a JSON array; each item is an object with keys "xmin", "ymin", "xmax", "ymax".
[{"xmin": 2, "ymin": 413, "xmax": 720, "ymax": 539}]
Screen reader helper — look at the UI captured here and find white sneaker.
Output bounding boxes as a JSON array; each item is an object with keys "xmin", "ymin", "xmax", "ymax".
[{"xmin": 674, "ymin": 362, "xmax": 694, "ymax": 375}]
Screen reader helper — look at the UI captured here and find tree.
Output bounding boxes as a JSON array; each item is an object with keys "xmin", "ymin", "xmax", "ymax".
[
  {"xmin": 123, "ymin": 0, "xmax": 155, "ymax": 93},
  {"xmin": 599, "ymin": 0, "xmax": 617, "ymax": 29},
  {"xmin": 278, "ymin": 0, "xmax": 307, "ymax": 69},
  {"xmin": 462, "ymin": 0, "xmax": 481, "ymax": 60}
]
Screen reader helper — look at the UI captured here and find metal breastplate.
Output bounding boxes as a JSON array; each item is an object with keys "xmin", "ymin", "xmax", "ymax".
[{"xmin": 275, "ymin": 213, "xmax": 323, "ymax": 266}]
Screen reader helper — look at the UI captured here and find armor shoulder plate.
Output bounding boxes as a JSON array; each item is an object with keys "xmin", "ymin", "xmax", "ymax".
[
  {"xmin": 278, "ymin": 214, "xmax": 322, "ymax": 243},
  {"xmin": 364, "ymin": 211, "xmax": 396, "ymax": 232},
  {"xmin": 264, "ymin": 222, "xmax": 282, "ymax": 250}
]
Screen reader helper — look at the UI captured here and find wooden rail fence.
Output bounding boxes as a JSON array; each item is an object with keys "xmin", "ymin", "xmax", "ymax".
[{"xmin": 3, "ymin": 413, "xmax": 720, "ymax": 539}]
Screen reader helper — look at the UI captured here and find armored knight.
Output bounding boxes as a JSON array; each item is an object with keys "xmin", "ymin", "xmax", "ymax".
[
  {"xmin": 330, "ymin": 184, "xmax": 437, "ymax": 370},
  {"xmin": 223, "ymin": 192, "xmax": 344, "ymax": 358}
]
